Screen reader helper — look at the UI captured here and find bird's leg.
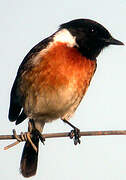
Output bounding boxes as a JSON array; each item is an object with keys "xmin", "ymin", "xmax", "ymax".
[
  {"xmin": 33, "ymin": 128, "xmax": 45, "ymax": 145},
  {"xmin": 29, "ymin": 119, "xmax": 45, "ymax": 145},
  {"xmin": 62, "ymin": 119, "xmax": 81, "ymax": 145},
  {"xmin": 13, "ymin": 120, "xmax": 45, "ymax": 152}
]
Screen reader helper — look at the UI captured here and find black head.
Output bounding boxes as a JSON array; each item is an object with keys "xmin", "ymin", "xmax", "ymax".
[{"xmin": 60, "ymin": 19, "xmax": 124, "ymax": 60}]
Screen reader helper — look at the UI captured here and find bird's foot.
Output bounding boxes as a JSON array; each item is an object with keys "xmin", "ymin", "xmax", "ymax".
[
  {"xmin": 69, "ymin": 127, "xmax": 81, "ymax": 145},
  {"xmin": 62, "ymin": 119, "xmax": 81, "ymax": 145},
  {"xmin": 34, "ymin": 129, "xmax": 45, "ymax": 145}
]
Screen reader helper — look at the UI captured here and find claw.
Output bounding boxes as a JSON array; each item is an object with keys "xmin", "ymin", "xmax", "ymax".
[
  {"xmin": 69, "ymin": 128, "xmax": 81, "ymax": 145},
  {"xmin": 69, "ymin": 130, "xmax": 75, "ymax": 139},
  {"xmin": 34, "ymin": 129, "xmax": 45, "ymax": 145},
  {"xmin": 39, "ymin": 136, "xmax": 45, "ymax": 145}
]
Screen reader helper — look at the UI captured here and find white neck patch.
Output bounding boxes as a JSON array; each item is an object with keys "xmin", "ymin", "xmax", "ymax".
[
  {"xmin": 53, "ymin": 29, "xmax": 77, "ymax": 47},
  {"xmin": 34, "ymin": 29, "xmax": 78, "ymax": 65}
]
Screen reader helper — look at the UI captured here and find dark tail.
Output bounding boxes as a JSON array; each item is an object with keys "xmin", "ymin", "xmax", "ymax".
[{"xmin": 20, "ymin": 132, "xmax": 39, "ymax": 178}]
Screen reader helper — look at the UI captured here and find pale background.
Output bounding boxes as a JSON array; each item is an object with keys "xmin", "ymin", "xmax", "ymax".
[{"xmin": 0, "ymin": 0, "xmax": 126, "ymax": 179}]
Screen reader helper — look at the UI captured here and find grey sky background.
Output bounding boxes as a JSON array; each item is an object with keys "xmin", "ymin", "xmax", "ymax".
[{"xmin": 0, "ymin": 0, "xmax": 126, "ymax": 179}]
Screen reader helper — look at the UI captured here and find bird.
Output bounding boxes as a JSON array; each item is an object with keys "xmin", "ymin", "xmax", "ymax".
[{"xmin": 8, "ymin": 18, "xmax": 124, "ymax": 178}]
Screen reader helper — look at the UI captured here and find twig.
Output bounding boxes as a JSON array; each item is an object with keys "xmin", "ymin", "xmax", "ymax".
[
  {"xmin": 26, "ymin": 133, "xmax": 38, "ymax": 152},
  {"xmin": 4, "ymin": 141, "xmax": 20, "ymax": 150},
  {"xmin": 1, "ymin": 130, "xmax": 126, "ymax": 140},
  {"xmin": 1, "ymin": 130, "xmax": 126, "ymax": 150}
]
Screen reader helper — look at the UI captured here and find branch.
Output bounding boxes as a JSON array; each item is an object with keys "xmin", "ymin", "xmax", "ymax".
[
  {"xmin": 1, "ymin": 130, "xmax": 126, "ymax": 140},
  {"xmin": 1, "ymin": 129, "xmax": 126, "ymax": 150}
]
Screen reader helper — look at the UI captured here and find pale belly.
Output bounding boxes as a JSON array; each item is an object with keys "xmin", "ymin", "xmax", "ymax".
[{"xmin": 24, "ymin": 83, "xmax": 82, "ymax": 122}]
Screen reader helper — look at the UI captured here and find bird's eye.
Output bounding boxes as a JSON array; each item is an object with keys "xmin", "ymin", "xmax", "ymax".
[
  {"xmin": 89, "ymin": 27, "xmax": 98, "ymax": 35},
  {"xmin": 90, "ymin": 28, "xmax": 96, "ymax": 33}
]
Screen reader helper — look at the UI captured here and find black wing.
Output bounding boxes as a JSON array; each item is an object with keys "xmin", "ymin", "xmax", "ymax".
[{"xmin": 8, "ymin": 36, "xmax": 53, "ymax": 124}]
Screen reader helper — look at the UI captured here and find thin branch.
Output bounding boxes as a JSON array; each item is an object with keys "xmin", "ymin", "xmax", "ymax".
[
  {"xmin": 1, "ymin": 130, "xmax": 126, "ymax": 140},
  {"xmin": 4, "ymin": 141, "xmax": 19, "ymax": 150},
  {"xmin": 2, "ymin": 130, "xmax": 126, "ymax": 150}
]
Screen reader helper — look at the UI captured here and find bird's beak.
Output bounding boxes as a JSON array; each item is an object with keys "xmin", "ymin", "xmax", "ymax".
[{"xmin": 105, "ymin": 37, "xmax": 124, "ymax": 45}]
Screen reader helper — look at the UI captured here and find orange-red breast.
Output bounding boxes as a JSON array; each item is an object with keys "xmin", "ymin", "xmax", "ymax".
[{"xmin": 8, "ymin": 19, "xmax": 124, "ymax": 177}]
